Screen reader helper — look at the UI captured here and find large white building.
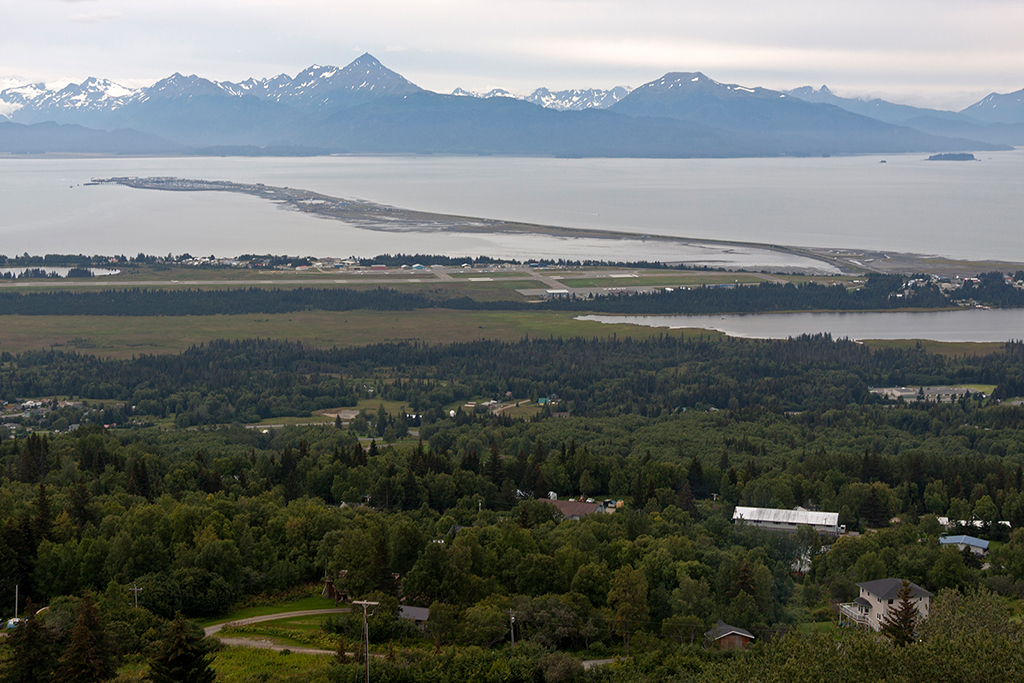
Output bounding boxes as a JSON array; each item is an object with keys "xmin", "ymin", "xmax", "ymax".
[{"xmin": 732, "ymin": 506, "xmax": 841, "ymax": 536}]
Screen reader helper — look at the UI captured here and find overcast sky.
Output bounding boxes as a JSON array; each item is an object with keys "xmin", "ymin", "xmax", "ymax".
[{"xmin": 2, "ymin": 0, "xmax": 1023, "ymax": 110}]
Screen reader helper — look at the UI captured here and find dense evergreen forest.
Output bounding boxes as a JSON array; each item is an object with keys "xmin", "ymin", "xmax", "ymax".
[
  {"xmin": 3, "ymin": 336, "xmax": 1024, "ymax": 429},
  {"xmin": 1, "ymin": 271, "xmax": 1023, "ymax": 316},
  {"xmin": 3, "ymin": 334, "xmax": 1024, "ymax": 681}
]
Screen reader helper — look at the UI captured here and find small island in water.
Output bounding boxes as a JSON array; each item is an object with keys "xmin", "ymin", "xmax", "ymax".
[{"xmin": 927, "ymin": 152, "xmax": 976, "ymax": 161}]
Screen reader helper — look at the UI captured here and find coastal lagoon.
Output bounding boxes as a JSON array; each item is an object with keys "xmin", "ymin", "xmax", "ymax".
[
  {"xmin": 578, "ymin": 308, "xmax": 1024, "ymax": 343},
  {"xmin": 1, "ymin": 151, "xmax": 1022, "ymax": 266}
]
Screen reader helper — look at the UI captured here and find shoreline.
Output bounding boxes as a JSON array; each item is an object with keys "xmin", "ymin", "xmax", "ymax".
[{"xmin": 91, "ymin": 176, "xmax": 1024, "ymax": 278}]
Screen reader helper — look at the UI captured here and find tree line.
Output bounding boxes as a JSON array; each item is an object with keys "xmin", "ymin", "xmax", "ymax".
[
  {"xmin": 5, "ymin": 337, "xmax": 1024, "ymax": 428},
  {"xmin": 1, "ymin": 272, "xmax": 1023, "ymax": 316}
]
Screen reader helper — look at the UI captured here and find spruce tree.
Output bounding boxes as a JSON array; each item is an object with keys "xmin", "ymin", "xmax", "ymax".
[
  {"xmin": 55, "ymin": 593, "xmax": 115, "ymax": 683},
  {"xmin": 880, "ymin": 579, "xmax": 920, "ymax": 647},
  {"xmin": 0, "ymin": 600, "xmax": 57, "ymax": 683},
  {"xmin": 148, "ymin": 616, "xmax": 216, "ymax": 683}
]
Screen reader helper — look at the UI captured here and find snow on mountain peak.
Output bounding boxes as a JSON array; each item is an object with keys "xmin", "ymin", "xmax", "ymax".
[{"xmin": 452, "ymin": 85, "xmax": 632, "ymax": 111}]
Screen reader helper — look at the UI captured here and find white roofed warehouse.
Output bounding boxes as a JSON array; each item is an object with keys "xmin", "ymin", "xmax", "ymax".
[{"xmin": 732, "ymin": 506, "xmax": 841, "ymax": 536}]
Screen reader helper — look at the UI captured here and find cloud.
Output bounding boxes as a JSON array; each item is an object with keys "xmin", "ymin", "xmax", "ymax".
[{"xmin": 69, "ymin": 10, "xmax": 120, "ymax": 23}]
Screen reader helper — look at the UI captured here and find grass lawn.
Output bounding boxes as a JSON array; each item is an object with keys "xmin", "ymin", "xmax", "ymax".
[
  {"xmin": 353, "ymin": 398, "xmax": 419, "ymax": 415},
  {"xmin": 503, "ymin": 402, "xmax": 543, "ymax": 419},
  {"xmin": 957, "ymin": 384, "xmax": 998, "ymax": 393},
  {"xmin": 797, "ymin": 622, "xmax": 836, "ymax": 635}
]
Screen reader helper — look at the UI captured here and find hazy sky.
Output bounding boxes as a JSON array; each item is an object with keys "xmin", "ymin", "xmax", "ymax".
[{"xmin": 3, "ymin": 0, "xmax": 1023, "ymax": 110}]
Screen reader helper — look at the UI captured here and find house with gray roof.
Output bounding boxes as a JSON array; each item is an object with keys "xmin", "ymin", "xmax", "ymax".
[
  {"xmin": 838, "ymin": 578, "xmax": 932, "ymax": 632},
  {"xmin": 399, "ymin": 605, "xmax": 430, "ymax": 623}
]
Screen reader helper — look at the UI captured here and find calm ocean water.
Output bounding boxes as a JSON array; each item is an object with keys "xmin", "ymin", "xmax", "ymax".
[
  {"xmin": 579, "ymin": 308, "xmax": 1024, "ymax": 343},
  {"xmin": 0, "ymin": 151, "xmax": 1021, "ymax": 265}
]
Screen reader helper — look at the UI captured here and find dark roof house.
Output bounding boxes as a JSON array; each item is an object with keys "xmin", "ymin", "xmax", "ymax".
[
  {"xmin": 704, "ymin": 620, "xmax": 755, "ymax": 650},
  {"xmin": 839, "ymin": 578, "xmax": 933, "ymax": 632},
  {"xmin": 399, "ymin": 605, "xmax": 430, "ymax": 629}
]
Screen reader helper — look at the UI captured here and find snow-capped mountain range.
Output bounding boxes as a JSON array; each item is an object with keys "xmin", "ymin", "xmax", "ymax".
[
  {"xmin": 451, "ymin": 86, "xmax": 631, "ymax": 111},
  {"xmin": 1, "ymin": 53, "xmax": 1020, "ymax": 156},
  {"xmin": 0, "ymin": 54, "xmax": 423, "ymax": 124},
  {"xmin": 5, "ymin": 53, "xmax": 1023, "ymax": 130},
  {"xmin": 1, "ymin": 54, "xmax": 629, "ymax": 125}
]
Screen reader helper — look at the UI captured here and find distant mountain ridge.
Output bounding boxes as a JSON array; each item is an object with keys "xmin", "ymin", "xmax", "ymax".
[
  {"xmin": 451, "ymin": 85, "xmax": 632, "ymax": 111},
  {"xmin": 784, "ymin": 85, "xmax": 966, "ymax": 125},
  {"xmin": 785, "ymin": 84, "xmax": 1024, "ymax": 145},
  {"xmin": 0, "ymin": 120, "xmax": 180, "ymax": 154},
  {"xmin": 961, "ymin": 87, "xmax": 1024, "ymax": 125},
  {"xmin": 606, "ymin": 72, "xmax": 1004, "ymax": 154},
  {"xmin": 0, "ymin": 55, "xmax": 1018, "ymax": 156}
]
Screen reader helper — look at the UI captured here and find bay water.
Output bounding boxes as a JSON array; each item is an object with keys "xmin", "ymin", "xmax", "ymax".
[
  {"xmin": 578, "ymin": 308, "xmax": 1024, "ymax": 343},
  {"xmin": 1, "ymin": 151, "xmax": 1021, "ymax": 266}
]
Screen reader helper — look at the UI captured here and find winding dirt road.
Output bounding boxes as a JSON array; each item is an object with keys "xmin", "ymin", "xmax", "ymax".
[{"xmin": 204, "ymin": 608, "xmax": 350, "ymax": 655}]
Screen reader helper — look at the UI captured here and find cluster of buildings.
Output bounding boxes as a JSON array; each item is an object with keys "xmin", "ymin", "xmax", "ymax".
[
  {"xmin": 870, "ymin": 385, "xmax": 987, "ymax": 403},
  {"xmin": 728, "ymin": 505, "xmax": 996, "ymax": 643},
  {"xmin": 540, "ymin": 496, "xmax": 624, "ymax": 520},
  {"xmin": 1, "ymin": 399, "xmax": 88, "ymax": 437}
]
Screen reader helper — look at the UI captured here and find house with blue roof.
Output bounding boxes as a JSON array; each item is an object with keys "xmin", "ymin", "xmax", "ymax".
[{"xmin": 939, "ymin": 534, "xmax": 989, "ymax": 557}]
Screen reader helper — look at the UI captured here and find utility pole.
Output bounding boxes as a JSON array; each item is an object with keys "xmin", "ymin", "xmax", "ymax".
[
  {"xmin": 130, "ymin": 584, "xmax": 143, "ymax": 608},
  {"xmin": 508, "ymin": 609, "xmax": 515, "ymax": 647},
  {"xmin": 353, "ymin": 600, "xmax": 379, "ymax": 683}
]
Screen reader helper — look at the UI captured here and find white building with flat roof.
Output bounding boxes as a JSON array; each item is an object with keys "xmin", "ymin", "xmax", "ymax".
[{"xmin": 732, "ymin": 506, "xmax": 841, "ymax": 536}]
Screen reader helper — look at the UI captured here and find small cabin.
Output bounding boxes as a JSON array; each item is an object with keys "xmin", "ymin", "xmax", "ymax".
[{"xmin": 705, "ymin": 620, "xmax": 755, "ymax": 650}]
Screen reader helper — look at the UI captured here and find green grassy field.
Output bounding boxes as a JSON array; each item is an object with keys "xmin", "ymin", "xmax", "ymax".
[
  {"xmin": 558, "ymin": 273, "xmax": 765, "ymax": 287},
  {"xmin": 447, "ymin": 271, "xmax": 529, "ymax": 279},
  {"xmin": 958, "ymin": 384, "xmax": 999, "ymax": 393},
  {"xmin": 212, "ymin": 647, "xmax": 332, "ymax": 683},
  {"xmin": 0, "ymin": 310, "xmax": 718, "ymax": 357},
  {"xmin": 219, "ymin": 614, "xmax": 336, "ymax": 649},
  {"xmin": 245, "ymin": 415, "xmax": 336, "ymax": 427},
  {"xmin": 503, "ymin": 403, "xmax": 543, "ymax": 419},
  {"xmin": 797, "ymin": 622, "xmax": 837, "ymax": 635},
  {"xmin": 861, "ymin": 339, "xmax": 1007, "ymax": 357},
  {"xmin": 199, "ymin": 596, "xmax": 342, "ymax": 627}
]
